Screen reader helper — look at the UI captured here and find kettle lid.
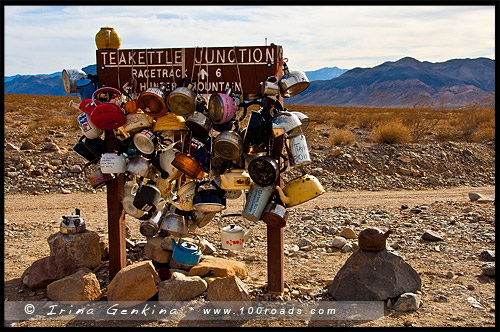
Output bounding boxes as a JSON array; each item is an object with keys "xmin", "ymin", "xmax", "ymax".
[
  {"xmin": 222, "ymin": 224, "xmax": 244, "ymax": 233},
  {"xmin": 180, "ymin": 241, "xmax": 199, "ymax": 252}
]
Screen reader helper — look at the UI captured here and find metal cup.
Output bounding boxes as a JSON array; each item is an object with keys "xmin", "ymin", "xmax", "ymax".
[{"xmin": 242, "ymin": 184, "xmax": 273, "ymax": 222}]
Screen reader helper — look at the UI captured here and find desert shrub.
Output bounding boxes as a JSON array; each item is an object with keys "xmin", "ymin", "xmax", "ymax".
[
  {"xmin": 357, "ymin": 113, "xmax": 380, "ymax": 129},
  {"xmin": 371, "ymin": 121, "xmax": 411, "ymax": 144},
  {"xmin": 332, "ymin": 112, "xmax": 353, "ymax": 129},
  {"xmin": 454, "ymin": 108, "xmax": 495, "ymax": 142},
  {"xmin": 330, "ymin": 129, "xmax": 356, "ymax": 146}
]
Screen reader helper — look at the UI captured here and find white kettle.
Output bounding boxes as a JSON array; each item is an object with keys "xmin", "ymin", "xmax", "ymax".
[{"xmin": 221, "ymin": 224, "xmax": 250, "ymax": 250}]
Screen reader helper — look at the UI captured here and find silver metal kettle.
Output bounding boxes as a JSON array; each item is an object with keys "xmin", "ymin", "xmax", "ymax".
[{"xmin": 60, "ymin": 208, "xmax": 86, "ymax": 234}]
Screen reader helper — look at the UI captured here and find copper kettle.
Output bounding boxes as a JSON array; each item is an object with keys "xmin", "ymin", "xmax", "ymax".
[{"xmin": 358, "ymin": 228, "xmax": 392, "ymax": 251}]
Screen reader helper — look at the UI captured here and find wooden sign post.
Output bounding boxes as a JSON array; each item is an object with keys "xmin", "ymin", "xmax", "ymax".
[{"xmin": 99, "ymin": 45, "xmax": 286, "ymax": 292}]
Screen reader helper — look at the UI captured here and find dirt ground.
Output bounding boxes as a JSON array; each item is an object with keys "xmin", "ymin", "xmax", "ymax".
[{"xmin": 4, "ymin": 186, "xmax": 495, "ymax": 328}]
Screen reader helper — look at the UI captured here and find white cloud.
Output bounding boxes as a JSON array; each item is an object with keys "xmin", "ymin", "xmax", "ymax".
[{"xmin": 3, "ymin": 5, "xmax": 495, "ymax": 76}]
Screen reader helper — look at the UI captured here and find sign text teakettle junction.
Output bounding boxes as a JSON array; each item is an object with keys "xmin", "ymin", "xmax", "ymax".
[{"xmin": 97, "ymin": 45, "xmax": 283, "ymax": 95}]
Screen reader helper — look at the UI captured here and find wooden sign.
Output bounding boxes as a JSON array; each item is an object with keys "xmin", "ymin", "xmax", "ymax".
[{"xmin": 97, "ymin": 45, "xmax": 283, "ymax": 96}]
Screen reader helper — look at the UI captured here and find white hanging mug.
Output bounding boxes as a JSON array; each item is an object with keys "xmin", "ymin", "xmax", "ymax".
[{"xmin": 78, "ymin": 112, "xmax": 103, "ymax": 139}]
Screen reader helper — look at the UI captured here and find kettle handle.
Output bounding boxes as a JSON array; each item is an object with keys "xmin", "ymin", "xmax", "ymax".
[
  {"xmin": 237, "ymin": 99, "xmax": 263, "ymax": 122},
  {"xmin": 188, "ymin": 232, "xmax": 202, "ymax": 254},
  {"xmin": 194, "ymin": 180, "xmax": 210, "ymax": 195},
  {"xmin": 276, "ymin": 153, "xmax": 288, "ymax": 173}
]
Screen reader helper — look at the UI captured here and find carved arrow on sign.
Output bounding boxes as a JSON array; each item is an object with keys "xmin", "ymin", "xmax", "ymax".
[{"xmin": 198, "ymin": 68, "xmax": 209, "ymax": 80}]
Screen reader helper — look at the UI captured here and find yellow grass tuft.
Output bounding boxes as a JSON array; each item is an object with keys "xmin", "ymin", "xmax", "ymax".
[{"xmin": 371, "ymin": 121, "xmax": 411, "ymax": 144}]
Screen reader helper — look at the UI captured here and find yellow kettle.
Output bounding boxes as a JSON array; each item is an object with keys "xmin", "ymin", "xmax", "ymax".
[
  {"xmin": 276, "ymin": 174, "xmax": 324, "ymax": 207},
  {"xmin": 153, "ymin": 112, "xmax": 188, "ymax": 133},
  {"xmin": 95, "ymin": 27, "xmax": 121, "ymax": 50}
]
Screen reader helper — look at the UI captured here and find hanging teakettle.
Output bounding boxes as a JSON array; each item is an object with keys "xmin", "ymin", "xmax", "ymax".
[
  {"xmin": 208, "ymin": 86, "xmax": 237, "ymax": 124},
  {"xmin": 276, "ymin": 174, "xmax": 324, "ymax": 207},
  {"xmin": 136, "ymin": 85, "xmax": 168, "ymax": 118},
  {"xmin": 279, "ymin": 62, "xmax": 310, "ymax": 98},
  {"xmin": 166, "ymin": 79, "xmax": 197, "ymax": 117},
  {"xmin": 247, "ymin": 153, "xmax": 287, "ymax": 187},
  {"xmin": 192, "ymin": 180, "xmax": 227, "ymax": 212}
]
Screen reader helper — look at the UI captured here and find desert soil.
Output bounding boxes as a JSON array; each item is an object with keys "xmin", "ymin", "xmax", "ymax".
[
  {"xmin": 4, "ymin": 186, "xmax": 495, "ymax": 328},
  {"xmin": 3, "ymin": 94, "xmax": 495, "ymax": 328}
]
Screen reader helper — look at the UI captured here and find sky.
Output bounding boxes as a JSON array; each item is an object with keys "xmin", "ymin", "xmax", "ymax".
[{"xmin": 3, "ymin": 5, "xmax": 496, "ymax": 76}]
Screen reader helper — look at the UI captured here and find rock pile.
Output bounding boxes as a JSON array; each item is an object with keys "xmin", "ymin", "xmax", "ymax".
[{"xmin": 4, "ymin": 136, "xmax": 495, "ymax": 195}]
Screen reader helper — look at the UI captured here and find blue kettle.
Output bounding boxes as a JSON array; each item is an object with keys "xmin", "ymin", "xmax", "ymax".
[{"xmin": 171, "ymin": 237, "xmax": 202, "ymax": 267}]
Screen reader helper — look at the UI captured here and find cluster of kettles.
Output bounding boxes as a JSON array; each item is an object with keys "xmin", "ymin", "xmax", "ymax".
[{"xmin": 67, "ymin": 59, "xmax": 323, "ymax": 263}]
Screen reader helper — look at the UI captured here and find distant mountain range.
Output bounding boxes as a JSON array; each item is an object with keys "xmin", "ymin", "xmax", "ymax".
[
  {"xmin": 287, "ymin": 57, "xmax": 495, "ymax": 108},
  {"xmin": 304, "ymin": 66, "xmax": 349, "ymax": 81},
  {"xmin": 4, "ymin": 58, "xmax": 494, "ymax": 108}
]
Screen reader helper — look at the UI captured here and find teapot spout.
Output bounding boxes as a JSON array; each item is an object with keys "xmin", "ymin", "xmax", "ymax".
[
  {"xmin": 276, "ymin": 186, "xmax": 291, "ymax": 204},
  {"xmin": 383, "ymin": 229, "xmax": 392, "ymax": 238}
]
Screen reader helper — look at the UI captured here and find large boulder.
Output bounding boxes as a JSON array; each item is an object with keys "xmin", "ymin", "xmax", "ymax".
[
  {"xmin": 328, "ymin": 249, "xmax": 421, "ymax": 301},
  {"xmin": 47, "ymin": 230, "xmax": 101, "ymax": 269},
  {"xmin": 207, "ymin": 275, "xmax": 251, "ymax": 310},
  {"xmin": 47, "ymin": 268, "xmax": 102, "ymax": 303},
  {"xmin": 22, "ymin": 252, "xmax": 76, "ymax": 291},
  {"xmin": 188, "ymin": 256, "xmax": 248, "ymax": 279},
  {"xmin": 158, "ymin": 272, "xmax": 207, "ymax": 302},
  {"xmin": 107, "ymin": 261, "xmax": 160, "ymax": 307}
]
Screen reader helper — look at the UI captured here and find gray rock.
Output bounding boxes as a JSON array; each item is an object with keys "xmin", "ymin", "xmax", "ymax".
[
  {"xmin": 43, "ymin": 142, "xmax": 60, "ymax": 151},
  {"xmin": 299, "ymin": 238, "xmax": 313, "ymax": 248},
  {"xmin": 332, "ymin": 236, "xmax": 347, "ymax": 249},
  {"xmin": 482, "ymin": 262, "xmax": 495, "ymax": 277},
  {"xmin": 158, "ymin": 272, "xmax": 207, "ymax": 302},
  {"xmin": 21, "ymin": 141, "xmax": 36, "ymax": 150},
  {"xmin": 434, "ymin": 295, "xmax": 448, "ymax": 303},
  {"xmin": 6, "ymin": 143, "xmax": 20, "ymax": 151},
  {"xmin": 328, "ymin": 249, "xmax": 421, "ymax": 301},
  {"xmin": 421, "ymin": 230, "xmax": 444, "ymax": 242},
  {"xmin": 393, "ymin": 293, "xmax": 422, "ymax": 311},
  {"xmin": 311, "ymin": 167, "xmax": 324, "ymax": 176},
  {"xmin": 69, "ymin": 165, "xmax": 82, "ymax": 173},
  {"xmin": 468, "ymin": 192, "xmax": 483, "ymax": 202},
  {"xmin": 341, "ymin": 243, "xmax": 354, "ymax": 253},
  {"xmin": 480, "ymin": 250, "xmax": 495, "ymax": 261},
  {"xmin": 201, "ymin": 239, "xmax": 217, "ymax": 255}
]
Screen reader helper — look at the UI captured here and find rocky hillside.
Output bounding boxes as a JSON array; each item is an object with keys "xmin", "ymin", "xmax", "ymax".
[{"xmin": 4, "ymin": 131, "xmax": 495, "ymax": 195}]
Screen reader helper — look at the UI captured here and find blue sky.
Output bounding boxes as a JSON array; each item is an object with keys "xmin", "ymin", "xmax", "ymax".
[{"xmin": 3, "ymin": 5, "xmax": 495, "ymax": 76}]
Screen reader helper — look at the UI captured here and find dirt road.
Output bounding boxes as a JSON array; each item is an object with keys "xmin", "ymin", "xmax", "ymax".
[{"xmin": 4, "ymin": 186, "xmax": 495, "ymax": 224}]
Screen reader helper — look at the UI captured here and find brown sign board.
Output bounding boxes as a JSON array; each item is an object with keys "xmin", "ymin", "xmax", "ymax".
[{"xmin": 96, "ymin": 45, "xmax": 283, "ymax": 97}]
